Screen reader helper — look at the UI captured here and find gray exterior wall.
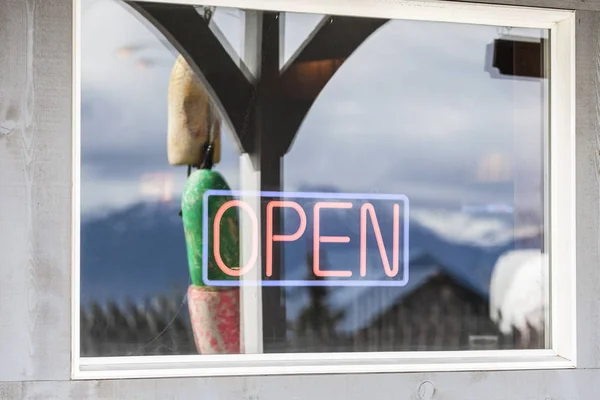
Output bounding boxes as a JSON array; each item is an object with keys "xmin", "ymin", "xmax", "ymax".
[{"xmin": 1, "ymin": 0, "xmax": 600, "ymax": 398}]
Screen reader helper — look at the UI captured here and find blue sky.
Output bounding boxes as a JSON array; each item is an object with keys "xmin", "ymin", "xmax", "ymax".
[{"xmin": 80, "ymin": 0, "xmax": 548, "ymax": 227}]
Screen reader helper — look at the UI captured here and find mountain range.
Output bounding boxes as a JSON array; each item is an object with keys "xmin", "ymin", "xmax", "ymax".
[{"xmin": 80, "ymin": 192, "xmax": 542, "ymax": 332}]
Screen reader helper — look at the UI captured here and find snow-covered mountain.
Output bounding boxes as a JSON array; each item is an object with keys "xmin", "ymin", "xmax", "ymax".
[{"xmin": 80, "ymin": 194, "xmax": 543, "ymax": 333}]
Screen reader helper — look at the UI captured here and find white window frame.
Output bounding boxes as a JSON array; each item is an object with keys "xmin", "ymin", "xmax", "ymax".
[{"xmin": 71, "ymin": 0, "xmax": 576, "ymax": 380}]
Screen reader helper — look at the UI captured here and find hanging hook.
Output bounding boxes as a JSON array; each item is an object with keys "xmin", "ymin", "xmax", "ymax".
[
  {"xmin": 199, "ymin": 141, "xmax": 214, "ymax": 170},
  {"xmin": 199, "ymin": 100, "xmax": 217, "ymax": 170}
]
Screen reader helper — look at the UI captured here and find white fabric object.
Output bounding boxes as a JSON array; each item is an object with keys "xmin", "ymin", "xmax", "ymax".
[
  {"xmin": 489, "ymin": 249, "xmax": 548, "ymax": 338},
  {"xmin": 167, "ymin": 55, "xmax": 221, "ymax": 166}
]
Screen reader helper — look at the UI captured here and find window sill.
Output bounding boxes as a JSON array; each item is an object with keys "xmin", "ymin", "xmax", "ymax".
[{"xmin": 74, "ymin": 351, "xmax": 575, "ymax": 379}]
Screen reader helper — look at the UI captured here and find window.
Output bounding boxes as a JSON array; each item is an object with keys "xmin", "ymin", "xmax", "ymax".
[{"xmin": 73, "ymin": 0, "xmax": 576, "ymax": 378}]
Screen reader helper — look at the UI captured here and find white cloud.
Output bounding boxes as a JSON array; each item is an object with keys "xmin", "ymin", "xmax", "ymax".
[
  {"xmin": 81, "ymin": 0, "xmax": 176, "ymax": 155},
  {"xmin": 283, "ymin": 19, "xmax": 546, "ymax": 209}
]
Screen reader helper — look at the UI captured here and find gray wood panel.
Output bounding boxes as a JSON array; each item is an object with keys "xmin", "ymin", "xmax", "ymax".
[
  {"xmin": 452, "ymin": 0, "xmax": 600, "ymax": 11},
  {"xmin": 0, "ymin": 368, "xmax": 600, "ymax": 399},
  {"xmin": 0, "ymin": 0, "xmax": 72, "ymax": 381},
  {"xmin": 2, "ymin": 0, "xmax": 600, "ymax": 396},
  {"xmin": 133, "ymin": 0, "xmax": 600, "ymax": 12},
  {"xmin": 575, "ymin": 10, "xmax": 600, "ymax": 369},
  {"xmin": 132, "ymin": 0, "xmax": 600, "ymax": 13}
]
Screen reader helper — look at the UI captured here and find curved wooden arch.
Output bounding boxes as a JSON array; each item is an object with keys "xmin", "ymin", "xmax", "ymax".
[
  {"xmin": 127, "ymin": 1, "xmax": 388, "ymax": 156},
  {"xmin": 124, "ymin": 0, "xmax": 389, "ymax": 349},
  {"xmin": 127, "ymin": 2, "xmax": 255, "ymax": 155}
]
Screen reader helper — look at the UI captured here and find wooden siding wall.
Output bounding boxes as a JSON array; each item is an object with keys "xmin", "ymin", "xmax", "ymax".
[{"xmin": 2, "ymin": 0, "xmax": 600, "ymax": 399}]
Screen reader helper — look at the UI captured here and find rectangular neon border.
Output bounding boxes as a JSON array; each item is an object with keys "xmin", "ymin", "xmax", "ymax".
[{"xmin": 202, "ymin": 190, "xmax": 409, "ymax": 287}]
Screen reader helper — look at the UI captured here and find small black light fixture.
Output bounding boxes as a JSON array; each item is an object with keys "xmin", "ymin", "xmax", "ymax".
[{"xmin": 485, "ymin": 35, "xmax": 547, "ymax": 80}]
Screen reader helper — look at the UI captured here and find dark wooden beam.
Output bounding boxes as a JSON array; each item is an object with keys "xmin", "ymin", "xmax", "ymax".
[
  {"xmin": 273, "ymin": 16, "xmax": 388, "ymax": 153},
  {"xmin": 283, "ymin": 16, "xmax": 388, "ymax": 66},
  {"xmin": 255, "ymin": 12, "xmax": 288, "ymax": 350},
  {"xmin": 254, "ymin": 16, "xmax": 389, "ymax": 349},
  {"xmin": 128, "ymin": 2, "xmax": 255, "ymax": 150}
]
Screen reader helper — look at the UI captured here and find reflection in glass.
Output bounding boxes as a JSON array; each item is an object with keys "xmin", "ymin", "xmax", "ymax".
[{"xmin": 80, "ymin": 0, "xmax": 549, "ymax": 357}]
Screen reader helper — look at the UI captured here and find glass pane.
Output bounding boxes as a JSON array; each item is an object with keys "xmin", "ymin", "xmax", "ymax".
[
  {"xmin": 281, "ymin": 12, "xmax": 326, "ymax": 68},
  {"xmin": 80, "ymin": 0, "xmax": 550, "ymax": 357},
  {"xmin": 80, "ymin": 0, "xmax": 241, "ymax": 356},
  {"xmin": 199, "ymin": 6, "xmax": 248, "ymax": 73}
]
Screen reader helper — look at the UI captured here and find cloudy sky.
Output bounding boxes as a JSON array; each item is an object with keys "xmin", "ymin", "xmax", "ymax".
[{"xmin": 80, "ymin": 0, "xmax": 548, "ymax": 222}]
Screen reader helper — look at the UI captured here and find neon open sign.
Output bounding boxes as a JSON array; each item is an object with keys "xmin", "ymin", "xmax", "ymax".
[{"xmin": 203, "ymin": 190, "xmax": 410, "ymax": 287}]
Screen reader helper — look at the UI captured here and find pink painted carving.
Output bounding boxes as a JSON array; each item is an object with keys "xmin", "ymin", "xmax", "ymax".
[{"xmin": 187, "ymin": 285, "xmax": 241, "ymax": 354}]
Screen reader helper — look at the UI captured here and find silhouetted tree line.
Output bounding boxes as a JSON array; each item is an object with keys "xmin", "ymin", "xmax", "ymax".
[
  {"xmin": 80, "ymin": 265, "xmax": 542, "ymax": 357},
  {"xmin": 80, "ymin": 295, "xmax": 197, "ymax": 357}
]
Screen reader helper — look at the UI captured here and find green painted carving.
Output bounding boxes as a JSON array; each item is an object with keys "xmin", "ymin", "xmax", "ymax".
[{"xmin": 182, "ymin": 169, "xmax": 240, "ymax": 287}]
